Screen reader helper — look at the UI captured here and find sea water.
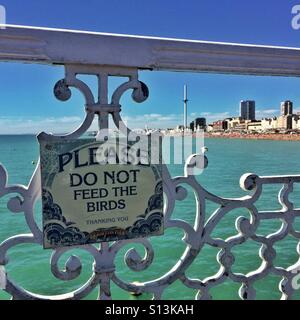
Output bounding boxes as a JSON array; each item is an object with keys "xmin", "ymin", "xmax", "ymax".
[{"xmin": 0, "ymin": 135, "xmax": 300, "ymax": 300}]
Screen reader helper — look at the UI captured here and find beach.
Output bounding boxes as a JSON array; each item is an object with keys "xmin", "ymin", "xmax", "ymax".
[{"xmin": 204, "ymin": 132, "xmax": 300, "ymax": 141}]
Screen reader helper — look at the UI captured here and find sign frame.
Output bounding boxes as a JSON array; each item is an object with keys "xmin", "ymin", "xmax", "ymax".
[{"xmin": 38, "ymin": 136, "xmax": 164, "ymax": 249}]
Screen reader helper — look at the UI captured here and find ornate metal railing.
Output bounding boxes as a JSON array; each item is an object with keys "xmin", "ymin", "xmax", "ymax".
[{"xmin": 0, "ymin": 25, "xmax": 300, "ymax": 300}]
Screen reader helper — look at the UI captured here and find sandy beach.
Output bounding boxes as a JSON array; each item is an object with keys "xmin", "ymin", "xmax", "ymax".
[{"xmin": 204, "ymin": 132, "xmax": 300, "ymax": 141}]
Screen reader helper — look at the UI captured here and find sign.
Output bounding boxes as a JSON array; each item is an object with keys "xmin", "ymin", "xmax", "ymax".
[{"xmin": 39, "ymin": 138, "xmax": 163, "ymax": 249}]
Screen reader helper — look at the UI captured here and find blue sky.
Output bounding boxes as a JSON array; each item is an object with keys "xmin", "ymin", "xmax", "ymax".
[{"xmin": 1, "ymin": 0, "xmax": 300, "ymax": 133}]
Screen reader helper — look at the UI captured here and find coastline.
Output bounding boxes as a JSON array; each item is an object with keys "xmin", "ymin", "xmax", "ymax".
[{"xmin": 203, "ymin": 132, "xmax": 300, "ymax": 141}]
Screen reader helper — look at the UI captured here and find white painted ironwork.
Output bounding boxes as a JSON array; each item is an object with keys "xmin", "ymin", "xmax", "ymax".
[
  {"xmin": 1, "ymin": 25, "xmax": 300, "ymax": 76},
  {"xmin": 0, "ymin": 26, "xmax": 300, "ymax": 300}
]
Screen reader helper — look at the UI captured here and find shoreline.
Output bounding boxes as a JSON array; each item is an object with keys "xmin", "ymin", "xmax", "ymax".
[
  {"xmin": 1, "ymin": 132, "xmax": 299, "ymax": 142},
  {"xmin": 203, "ymin": 133, "xmax": 300, "ymax": 141}
]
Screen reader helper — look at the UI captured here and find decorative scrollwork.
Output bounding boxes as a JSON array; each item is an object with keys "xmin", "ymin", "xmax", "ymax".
[
  {"xmin": 53, "ymin": 79, "xmax": 72, "ymax": 102},
  {"xmin": 0, "ymin": 66, "xmax": 300, "ymax": 300},
  {"xmin": 131, "ymin": 81, "xmax": 149, "ymax": 103}
]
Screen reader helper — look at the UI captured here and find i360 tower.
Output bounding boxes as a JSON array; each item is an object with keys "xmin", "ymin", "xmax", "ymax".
[{"xmin": 183, "ymin": 84, "xmax": 188, "ymax": 129}]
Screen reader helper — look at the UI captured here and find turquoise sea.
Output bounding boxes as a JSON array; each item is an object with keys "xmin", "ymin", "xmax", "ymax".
[{"xmin": 0, "ymin": 135, "xmax": 300, "ymax": 300}]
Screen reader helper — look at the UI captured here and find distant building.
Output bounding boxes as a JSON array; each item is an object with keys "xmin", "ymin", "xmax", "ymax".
[
  {"xmin": 292, "ymin": 115, "xmax": 300, "ymax": 130},
  {"xmin": 233, "ymin": 122, "xmax": 247, "ymax": 131},
  {"xmin": 277, "ymin": 114, "xmax": 293, "ymax": 130},
  {"xmin": 261, "ymin": 115, "xmax": 293, "ymax": 131},
  {"xmin": 281, "ymin": 100, "xmax": 293, "ymax": 116},
  {"xmin": 247, "ymin": 121, "xmax": 262, "ymax": 132},
  {"xmin": 240, "ymin": 100, "xmax": 255, "ymax": 121},
  {"xmin": 212, "ymin": 120, "xmax": 227, "ymax": 131},
  {"xmin": 194, "ymin": 118, "xmax": 206, "ymax": 130},
  {"xmin": 261, "ymin": 117, "xmax": 278, "ymax": 131},
  {"xmin": 176, "ymin": 125, "xmax": 184, "ymax": 131},
  {"xmin": 287, "ymin": 115, "xmax": 294, "ymax": 130},
  {"xmin": 207, "ymin": 124, "xmax": 214, "ymax": 132},
  {"xmin": 189, "ymin": 117, "xmax": 206, "ymax": 132},
  {"xmin": 197, "ymin": 99, "xmax": 300, "ymax": 134},
  {"xmin": 189, "ymin": 121, "xmax": 195, "ymax": 131},
  {"xmin": 227, "ymin": 117, "xmax": 242, "ymax": 130}
]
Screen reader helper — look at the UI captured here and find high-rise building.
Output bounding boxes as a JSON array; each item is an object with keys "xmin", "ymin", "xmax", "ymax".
[
  {"xmin": 281, "ymin": 100, "xmax": 293, "ymax": 116},
  {"xmin": 240, "ymin": 100, "xmax": 255, "ymax": 121}
]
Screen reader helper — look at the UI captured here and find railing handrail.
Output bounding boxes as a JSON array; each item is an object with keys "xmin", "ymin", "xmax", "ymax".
[{"xmin": 1, "ymin": 24, "xmax": 300, "ymax": 77}]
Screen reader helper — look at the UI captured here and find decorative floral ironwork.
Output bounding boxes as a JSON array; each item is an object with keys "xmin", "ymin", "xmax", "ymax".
[{"xmin": 0, "ymin": 65, "xmax": 299, "ymax": 300}]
